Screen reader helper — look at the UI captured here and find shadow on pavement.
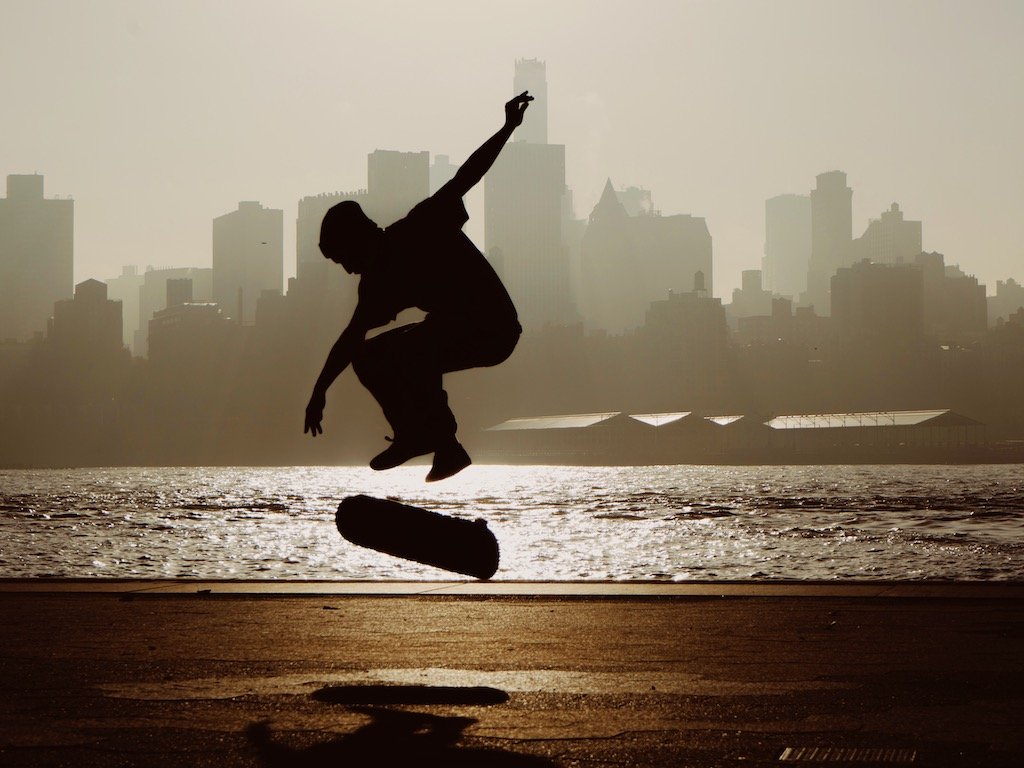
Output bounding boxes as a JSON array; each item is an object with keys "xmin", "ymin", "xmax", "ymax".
[{"xmin": 247, "ymin": 685, "xmax": 557, "ymax": 767}]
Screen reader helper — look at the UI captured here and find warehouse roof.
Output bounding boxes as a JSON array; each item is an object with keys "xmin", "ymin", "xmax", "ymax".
[
  {"xmin": 765, "ymin": 409, "xmax": 981, "ymax": 430},
  {"xmin": 487, "ymin": 412, "xmax": 621, "ymax": 431},
  {"xmin": 628, "ymin": 412, "xmax": 691, "ymax": 426},
  {"xmin": 705, "ymin": 415, "xmax": 745, "ymax": 426}
]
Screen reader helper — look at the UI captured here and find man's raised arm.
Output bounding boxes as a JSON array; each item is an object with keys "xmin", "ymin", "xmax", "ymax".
[{"xmin": 439, "ymin": 92, "xmax": 533, "ymax": 199}]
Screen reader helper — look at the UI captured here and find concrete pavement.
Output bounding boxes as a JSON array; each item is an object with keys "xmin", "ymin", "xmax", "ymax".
[{"xmin": 1, "ymin": 580, "xmax": 1022, "ymax": 766}]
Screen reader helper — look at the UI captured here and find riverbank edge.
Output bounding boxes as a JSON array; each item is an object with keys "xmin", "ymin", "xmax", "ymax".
[{"xmin": 2, "ymin": 578, "xmax": 1023, "ymax": 598}]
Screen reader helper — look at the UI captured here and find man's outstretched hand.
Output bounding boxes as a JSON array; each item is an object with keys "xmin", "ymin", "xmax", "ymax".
[
  {"xmin": 304, "ymin": 391, "xmax": 325, "ymax": 437},
  {"xmin": 505, "ymin": 91, "xmax": 533, "ymax": 129}
]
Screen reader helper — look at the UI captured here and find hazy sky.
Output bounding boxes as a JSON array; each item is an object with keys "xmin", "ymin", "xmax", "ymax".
[{"xmin": 2, "ymin": 0, "xmax": 1021, "ymax": 297}]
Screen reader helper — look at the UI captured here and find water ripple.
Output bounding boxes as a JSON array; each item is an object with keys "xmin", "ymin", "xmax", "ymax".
[{"xmin": 0, "ymin": 465, "xmax": 1021, "ymax": 580}]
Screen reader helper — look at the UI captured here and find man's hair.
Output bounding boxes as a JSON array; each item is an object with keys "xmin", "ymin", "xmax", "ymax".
[{"xmin": 320, "ymin": 200, "xmax": 376, "ymax": 243}]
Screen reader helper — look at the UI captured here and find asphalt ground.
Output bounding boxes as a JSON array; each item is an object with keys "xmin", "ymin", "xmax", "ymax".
[{"xmin": 1, "ymin": 581, "xmax": 1022, "ymax": 767}]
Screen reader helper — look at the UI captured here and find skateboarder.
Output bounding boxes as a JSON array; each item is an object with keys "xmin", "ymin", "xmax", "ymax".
[{"xmin": 304, "ymin": 92, "xmax": 531, "ymax": 482}]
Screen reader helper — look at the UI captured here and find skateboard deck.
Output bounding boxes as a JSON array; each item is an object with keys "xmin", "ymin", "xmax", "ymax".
[{"xmin": 336, "ymin": 494, "xmax": 499, "ymax": 580}]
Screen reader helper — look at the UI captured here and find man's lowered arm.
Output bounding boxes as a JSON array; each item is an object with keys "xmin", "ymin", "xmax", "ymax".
[
  {"xmin": 304, "ymin": 312, "xmax": 372, "ymax": 437},
  {"xmin": 439, "ymin": 91, "xmax": 533, "ymax": 199}
]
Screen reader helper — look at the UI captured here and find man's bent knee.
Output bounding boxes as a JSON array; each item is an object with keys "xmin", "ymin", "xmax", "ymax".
[{"xmin": 480, "ymin": 320, "xmax": 522, "ymax": 367}]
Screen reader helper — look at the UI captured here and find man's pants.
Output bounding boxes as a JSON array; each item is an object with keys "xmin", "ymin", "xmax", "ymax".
[{"xmin": 352, "ymin": 316, "xmax": 521, "ymax": 446}]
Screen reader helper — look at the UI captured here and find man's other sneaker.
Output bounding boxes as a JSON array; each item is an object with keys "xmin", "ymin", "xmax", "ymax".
[
  {"xmin": 426, "ymin": 440, "xmax": 472, "ymax": 482},
  {"xmin": 369, "ymin": 437, "xmax": 432, "ymax": 471}
]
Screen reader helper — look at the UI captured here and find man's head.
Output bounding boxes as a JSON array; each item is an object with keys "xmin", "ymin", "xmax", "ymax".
[{"xmin": 319, "ymin": 201, "xmax": 382, "ymax": 274}]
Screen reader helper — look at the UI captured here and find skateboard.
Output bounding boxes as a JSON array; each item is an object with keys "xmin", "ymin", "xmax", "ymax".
[{"xmin": 336, "ymin": 494, "xmax": 500, "ymax": 580}]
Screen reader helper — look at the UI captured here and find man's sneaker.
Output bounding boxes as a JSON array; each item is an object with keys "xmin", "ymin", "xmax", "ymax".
[
  {"xmin": 426, "ymin": 440, "xmax": 472, "ymax": 482},
  {"xmin": 369, "ymin": 437, "xmax": 432, "ymax": 471}
]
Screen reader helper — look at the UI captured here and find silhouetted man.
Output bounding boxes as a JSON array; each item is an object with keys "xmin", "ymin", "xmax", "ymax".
[{"xmin": 304, "ymin": 92, "xmax": 531, "ymax": 482}]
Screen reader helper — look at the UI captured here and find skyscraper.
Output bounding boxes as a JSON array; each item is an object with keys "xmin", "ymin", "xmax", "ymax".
[
  {"xmin": 579, "ymin": 179, "xmax": 632, "ymax": 333},
  {"xmin": 561, "ymin": 186, "xmax": 587, "ymax": 311},
  {"xmin": 915, "ymin": 252, "xmax": 987, "ymax": 340},
  {"xmin": 804, "ymin": 171, "xmax": 853, "ymax": 314},
  {"xmin": 485, "ymin": 141, "xmax": 575, "ymax": 328},
  {"xmin": 580, "ymin": 180, "xmax": 712, "ymax": 334},
  {"xmin": 513, "ymin": 58, "xmax": 548, "ymax": 144},
  {"xmin": 728, "ymin": 269, "xmax": 773, "ymax": 323},
  {"xmin": 763, "ymin": 193, "xmax": 811, "ymax": 300},
  {"xmin": 0, "ymin": 174, "xmax": 74, "ymax": 342},
  {"xmin": 295, "ymin": 188, "xmax": 368, "ymax": 290},
  {"xmin": 851, "ymin": 203, "xmax": 922, "ymax": 265},
  {"xmin": 429, "ymin": 154, "xmax": 459, "ymax": 195},
  {"xmin": 105, "ymin": 265, "xmax": 145, "ymax": 353},
  {"xmin": 212, "ymin": 201, "xmax": 284, "ymax": 325},
  {"xmin": 48, "ymin": 279, "xmax": 123, "ymax": 357},
  {"xmin": 485, "ymin": 60, "xmax": 575, "ymax": 328},
  {"xmin": 641, "ymin": 287, "xmax": 729, "ymax": 403},
  {"xmin": 988, "ymin": 278, "xmax": 1024, "ymax": 327},
  {"xmin": 831, "ymin": 259, "xmax": 923, "ymax": 343},
  {"xmin": 134, "ymin": 267, "xmax": 213, "ymax": 357},
  {"xmin": 166, "ymin": 278, "xmax": 194, "ymax": 308},
  {"xmin": 148, "ymin": 302, "xmax": 229, "ymax": 374},
  {"xmin": 367, "ymin": 150, "xmax": 431, "ymax": 223}
]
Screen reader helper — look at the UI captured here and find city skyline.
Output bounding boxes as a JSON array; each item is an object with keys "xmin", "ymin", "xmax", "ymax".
[
  {"xmin": 1, "ymin": 0, "xmax": 1021, "ymax": 299},
  {"xmin": 0, "ymin": 159, "xmax": 1012, "ymax": 347}
]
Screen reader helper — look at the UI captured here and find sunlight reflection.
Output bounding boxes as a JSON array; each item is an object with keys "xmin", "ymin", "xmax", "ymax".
[{"xmin": 0, "ymin": 465, "xmax": 1021, "ymax": 580}]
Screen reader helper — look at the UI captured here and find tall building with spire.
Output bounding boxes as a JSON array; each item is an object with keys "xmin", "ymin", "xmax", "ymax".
[
  {"xmin": 513, "ymin": 58, "xmax": 548, "ymax": 144},
  {"xmin": 485, "ymin": 60, "xmax": 576, "ymax": 328},
  {"xmin": 804, "ymin": 171, "xmax": 853, "ymax": 314},
  {"xmin": 580, "ymin": 180, "xmax": 712, "ymax": 334},
  {"xmin": 580, "ymin": 180, "xmax": 634, "ymax": 333},
  {"xmin": 0, "ymin": 174, "xmax": 74, "ymax": 342}
]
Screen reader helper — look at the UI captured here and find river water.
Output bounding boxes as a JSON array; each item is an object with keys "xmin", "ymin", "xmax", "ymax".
[{"xmin": 0, "ymin": 464, "xmax": 1021, "ymax": 580}]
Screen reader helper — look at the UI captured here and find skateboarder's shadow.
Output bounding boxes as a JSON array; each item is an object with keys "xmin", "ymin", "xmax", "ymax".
[{"xmin": 247, "ymin": 686, "xmax": 557, "ymax": 767}]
